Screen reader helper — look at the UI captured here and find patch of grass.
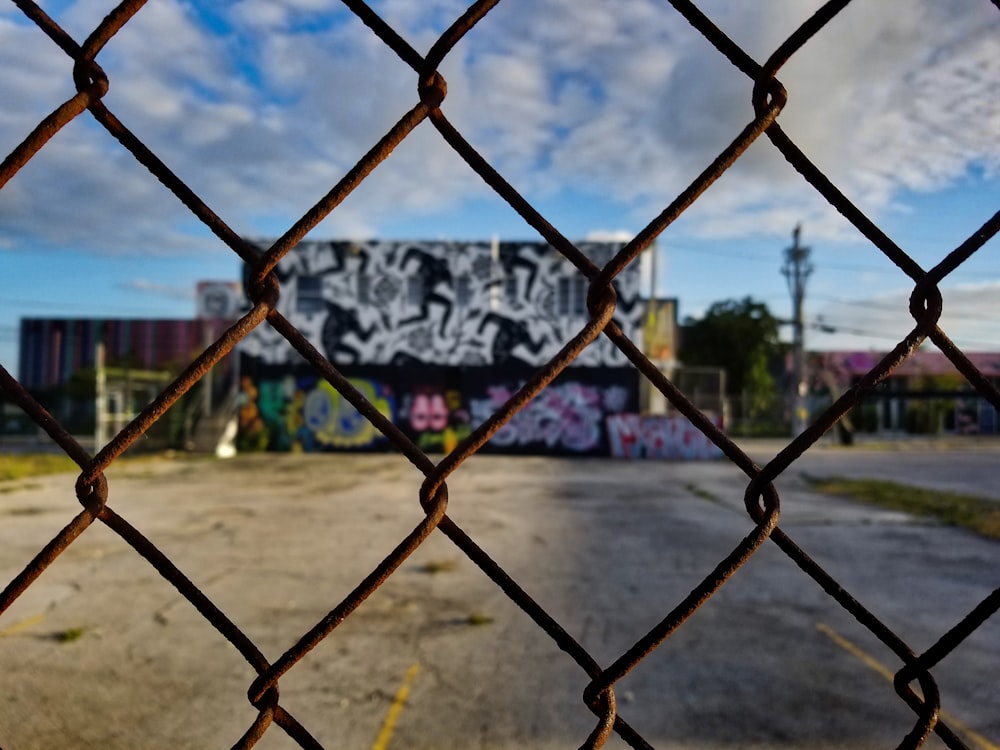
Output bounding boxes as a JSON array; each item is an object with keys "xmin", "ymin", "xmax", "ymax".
[
  {"xmin": 111, "ymin": 469, "xmax": 159, "ymax": 481},
  {"xmin": 51, "ymin": 626, "xmax": 86, "ymax": 643},
  {"xmin": 419, "ymin": 559, "xmax": 459, "ymax": 575},
  {"xmin": 1, "ymin": 452, "xmax": 189, "ymax": 483},
  {"xmin": 0, "ymin": 454, "xmax": 79, "ymax": 482},
  {"xmin": 0, "ymin": 483, "xmax": 42, "ymax": 495},
  {"xmin": 465, "ymin": 612, "xmax": 494, "ymax": 627},
  {"xmin": 2, "ymin": 505, "xmax": 45, "ymax": 515},
  {"xmin": 807, "ymin": 476, "xmax": 1000, "ymax": 540},
  {"xmin": 685, "ymin": 483, "xmax": 720, "ymax": 503}
]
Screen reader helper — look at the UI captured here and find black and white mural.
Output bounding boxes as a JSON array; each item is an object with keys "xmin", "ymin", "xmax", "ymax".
[{"xmin": 239, "ymin": 239, "xmax": 644, "ymax": 368}]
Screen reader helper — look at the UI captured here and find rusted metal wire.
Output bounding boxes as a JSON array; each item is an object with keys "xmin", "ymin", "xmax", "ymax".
[{"xmin": 0, "ymin": 1, "xmax": 997, "ymax": 748}]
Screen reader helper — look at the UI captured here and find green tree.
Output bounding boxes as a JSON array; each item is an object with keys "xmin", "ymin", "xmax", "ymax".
[{"xmin": 679, "ymin": 297, "xmax": 783, "ymax": 418}]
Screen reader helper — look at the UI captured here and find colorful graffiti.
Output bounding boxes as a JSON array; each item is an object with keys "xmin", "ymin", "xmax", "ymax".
[
  {"xmin": 238, "ymin": 359, "xmax": 643, "ymax": 456},
  {"xmin": 303, "ymin": 379, "xmax": 394, "ymax": 449},
  {"xmin": 237, "ymin": 376, "xmax": 269, "ymax": 451},
  {"xmin": 470, "ymin": 382, "xmax": 631, "ymax": 453},
  {"xmin": 237, "ymin": 370, "xmax": 394, "ymax": 451},
  {"xmin": 400, "ymin": 387, "xmax": 471, "ymax": 453},
  {"xmin": 605, "ymin": 414, "xmax": 722, "ymax": 460}
]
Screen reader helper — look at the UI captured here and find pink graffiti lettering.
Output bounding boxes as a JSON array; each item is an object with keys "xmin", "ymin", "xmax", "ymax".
[
  {"xmin": 427, "ymin": 393, "xmax": 448, "ymax": 432},
  {"xmin": 409, "ymin": 393, "xmax": 430, "ymax": 431},
  {"xmin": 470, "ymin": 382, "xmax": 609, "ymax": 452},
  {"xmin": 407, "ymin": 391, "xmax": 451, "ymax": 433},
  {"xmin": 606, "ymin": 414, "xmax": 722, "ymax": 460}
]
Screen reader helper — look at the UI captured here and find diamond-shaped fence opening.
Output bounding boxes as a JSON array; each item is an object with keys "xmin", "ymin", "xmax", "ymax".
[{"xmin": 1, "ymin": 1, "xmax": 998, "ymax": 748}]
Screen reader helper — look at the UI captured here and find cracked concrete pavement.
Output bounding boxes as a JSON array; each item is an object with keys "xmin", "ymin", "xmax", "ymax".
[{"xmin": 0, "ymin": 444, "xmax": 997, "ymax": 749}]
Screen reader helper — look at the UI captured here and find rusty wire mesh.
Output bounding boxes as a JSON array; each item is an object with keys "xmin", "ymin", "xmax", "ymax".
[{"xmin": 1, "ymin": 0, "xmax": 999, "ymax": 748}]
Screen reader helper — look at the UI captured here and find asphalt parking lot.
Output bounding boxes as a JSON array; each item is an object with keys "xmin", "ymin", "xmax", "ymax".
[{"xmin": 0, "ymin": 443, "xmax": 998, "ymax": 749}]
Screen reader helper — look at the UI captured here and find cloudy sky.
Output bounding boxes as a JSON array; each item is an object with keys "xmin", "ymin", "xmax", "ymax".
[{"xmin": 2, "ymin": 0, "xmax": 999, "ymax": 371}]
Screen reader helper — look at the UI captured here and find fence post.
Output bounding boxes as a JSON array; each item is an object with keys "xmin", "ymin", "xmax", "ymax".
[{"xmin": 94, "ymin": 340, "xmax": 107, "ymax": 450}]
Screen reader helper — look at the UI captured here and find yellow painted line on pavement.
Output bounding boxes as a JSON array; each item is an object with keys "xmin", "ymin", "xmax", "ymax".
[
  {"xmin": 817, "ymin": 622, "xmax": 896, "ymax": 681},
  {"xmin": 0, "ymin": 613, "xmax": 45, "ymax": 638},
  {"xmin": 817, "ymin": 623, "xmax": 999, "ymax": 750},
  {"xmin": 371, "ymin": 663, "xmax": 420, "ymax": 750}
]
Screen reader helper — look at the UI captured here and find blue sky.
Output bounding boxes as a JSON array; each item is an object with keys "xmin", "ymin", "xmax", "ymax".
[{"xmin": 2, "ymin": 0, "xmax": 999, "ymax": 373}]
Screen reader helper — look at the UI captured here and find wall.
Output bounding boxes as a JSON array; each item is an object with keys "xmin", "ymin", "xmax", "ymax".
[
  {"xmin": 238, "ymin": 360, "xmax": 642, "ymax": 456},
  {"xmin": 642, "ymin": 298, "xmax": 678, "ymax": 362},
  {"xmin": 239, "ymin": 240, "xmax": 643, "ymax": 368}
]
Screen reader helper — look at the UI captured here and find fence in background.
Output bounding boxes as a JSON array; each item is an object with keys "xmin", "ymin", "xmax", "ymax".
[{"xmin": 1, "ymin": 1, "xmax": 998, "ymax": 748}]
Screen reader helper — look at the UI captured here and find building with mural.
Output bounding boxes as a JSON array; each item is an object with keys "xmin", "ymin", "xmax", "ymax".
[
  {"xmin": 239, "ymin": 239, "xmax": 645, "ymax": 369},
  {"xmin": 14, "ymin": 282, "xmax": 242, "ymax": 443},
  {"xmin": 806, "ymin": 349, "xmax": 1000, "ymax": 435},
  {"xmin": 18, "ymin": 316, "xmax": 232, "ymax": 392},
  {"xmin": 237, "ymin": 239, "xmax": 715, "ymax": 458}
]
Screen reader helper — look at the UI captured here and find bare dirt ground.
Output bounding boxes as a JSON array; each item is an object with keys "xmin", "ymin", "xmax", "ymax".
[{"xmin": 0, "ymin": 447, "xmax": 997, "ymax": 749}]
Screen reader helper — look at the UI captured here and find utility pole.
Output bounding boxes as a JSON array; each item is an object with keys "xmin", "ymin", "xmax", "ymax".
[{"xmin": 782, "ymin": 224, "xmax": 812, "ymax": 436}]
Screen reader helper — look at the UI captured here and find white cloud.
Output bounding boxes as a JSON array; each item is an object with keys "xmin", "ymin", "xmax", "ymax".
[
  {"xmin": 774, "ymin": 2, "xmax": 1000, "ymax": 204},
  {"xmin": 586, "ymin": 229, "xmax": 634, "ymax": 243},
  {"xmin": 0, "ymin": 0, "xmax": 997, "ymax": 257},
  {"xmin": 117, "ymin": 278, "xmax": 194, "ymax": 300}
]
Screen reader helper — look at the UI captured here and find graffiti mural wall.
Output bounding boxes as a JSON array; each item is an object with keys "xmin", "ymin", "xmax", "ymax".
[
  {"xmin": 239, "ymin": 240, "xmax": 643, "ymax": 368},
  {"xmin": 238, "ymin": 360, "xmax": 643, "ymax": 456},
  {"xmin": 235, "ymin": 239, "xmax": 686, "ymax": 456}
]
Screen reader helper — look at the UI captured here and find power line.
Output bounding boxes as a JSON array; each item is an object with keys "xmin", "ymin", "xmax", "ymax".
[
  {"xmin": 668, "ymin": 240, "xmax": 1000, "ymax": 279},
  {"xmin": 0, "ymin": 297, "xmax": 185, "ymax": 314},
  {"xmin": 812, "ymin": 293, "xmax": 1000, "ymax": 324},
  {"xmin": 806, "ymin": 320, "xmax": 1000, "ymax": 350},
  {"xmin": 806, "ymin": 321, "xmax": 909, "ymax": 341},
  {"xmin": 667, "ymin": 241, "xmax": 914, "ymax": 277}
]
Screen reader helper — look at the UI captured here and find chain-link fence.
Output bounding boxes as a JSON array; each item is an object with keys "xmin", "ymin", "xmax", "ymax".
[{"xmin": 2, "ymin": 1, "xmax": 999, "ymax": 748}]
